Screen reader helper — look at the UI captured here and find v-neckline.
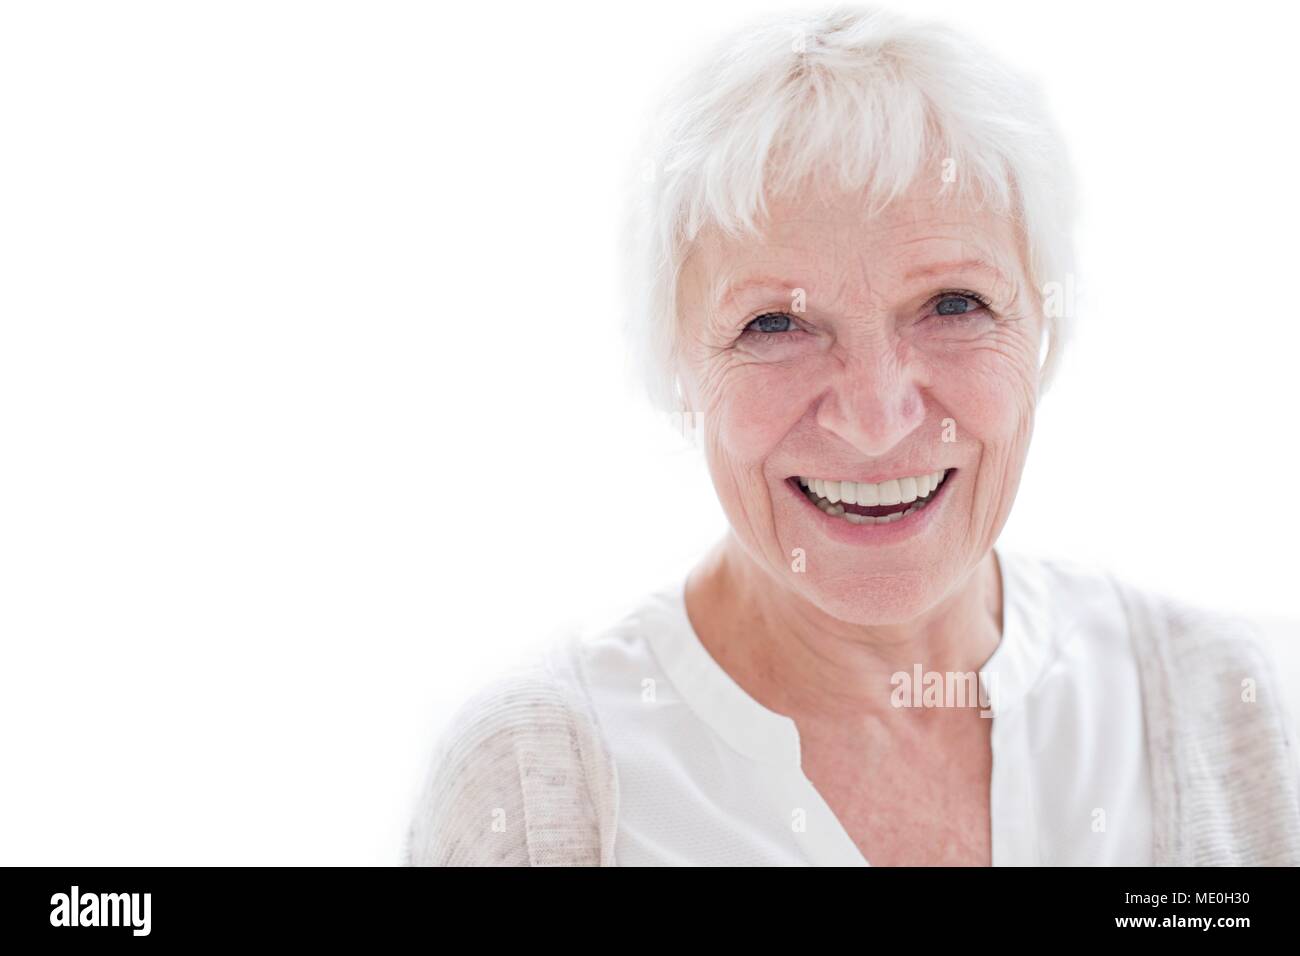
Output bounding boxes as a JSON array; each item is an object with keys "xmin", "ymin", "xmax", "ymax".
[{"xmin": 652, "ymin": 545, "xmax": 1045, "ymax": 866}]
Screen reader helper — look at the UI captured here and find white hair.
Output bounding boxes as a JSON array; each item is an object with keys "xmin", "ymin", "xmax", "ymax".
[{"xmin": 620, "ymin": 4, "xmax": 1078, "ymax": 411}]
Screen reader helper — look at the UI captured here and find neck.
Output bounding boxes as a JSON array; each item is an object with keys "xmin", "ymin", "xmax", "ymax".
[{"xmin": 684, "ymin": 533, "xmax": 1004, "ymax": 726}]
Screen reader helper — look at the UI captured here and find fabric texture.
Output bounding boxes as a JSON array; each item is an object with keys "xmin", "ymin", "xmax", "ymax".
[
  {"xmin": 405, "ymin": 637, "xmax": 618, "ymax": 866},
  {"xmin": 404, "ymin": 552, "xmax": 1300, "ymax": 866},
  {"xmin": 570, "ymin": 548, "xmax": 1152, "ymax": 865},
  {"xmin": 1115, "ymin": 576, "xmax": 1300, "ymax": 865}
]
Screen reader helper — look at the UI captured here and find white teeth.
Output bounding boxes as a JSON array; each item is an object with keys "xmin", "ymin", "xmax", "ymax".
[
  {"xmin": 839, "ymin": 480, "xmax": 857, "ymax": 505},
  {"xmin": 877, "ymin": 479, "xmax": 901, "ymax": 506},
  {"xmin": 795, "ymin": 469, "xmax": 951, "ymax": 525}
]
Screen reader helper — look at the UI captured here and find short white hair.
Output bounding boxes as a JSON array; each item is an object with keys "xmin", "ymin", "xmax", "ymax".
[{"xmin": 620, "ymin": 4, "xmax": 1078, "ymax": 411}]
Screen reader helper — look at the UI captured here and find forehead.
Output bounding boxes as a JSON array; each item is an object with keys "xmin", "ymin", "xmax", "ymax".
[{"xmin": 682, "ymin": 182, "xmax": 1025, "ymax": 308}]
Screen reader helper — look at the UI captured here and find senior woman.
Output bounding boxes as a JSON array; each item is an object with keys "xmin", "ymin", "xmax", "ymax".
[{"xmin": 406, "ymin": 6, "xmax": 1300, "ymax": 866}]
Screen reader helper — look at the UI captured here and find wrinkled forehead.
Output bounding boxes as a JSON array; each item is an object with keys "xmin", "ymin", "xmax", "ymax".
[{"xmin": 681, "ymin": 184, "xmax": 1026, "ymax": 313}]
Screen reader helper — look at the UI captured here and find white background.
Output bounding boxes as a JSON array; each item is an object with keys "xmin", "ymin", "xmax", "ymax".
[{"xmin": 1, "ymin": 0, "xmax": 1296, "ymax": 864}]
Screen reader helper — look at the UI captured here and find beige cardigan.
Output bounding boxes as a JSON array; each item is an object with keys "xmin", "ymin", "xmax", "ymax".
[{"xmin": 405, "ymin": 573, "xmax": 1300, "ymax": 866}]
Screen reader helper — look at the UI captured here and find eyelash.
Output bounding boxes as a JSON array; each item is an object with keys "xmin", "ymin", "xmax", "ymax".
[
  {"xmin": 930, "ymin": 289, "xmax": 993, "ymax": 322},
  {"xmin": 739, "ymin": 289, "xmax": 993, "ymax": 337},
  {"xmin": 740, "ymin": 312, "xmax": 802, "ymax": 338}
]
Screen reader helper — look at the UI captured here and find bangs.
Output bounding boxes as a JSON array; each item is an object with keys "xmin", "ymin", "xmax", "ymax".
[{"xmin": 622, "ymin": 5, "xmax": 1077, "ymax": 410}]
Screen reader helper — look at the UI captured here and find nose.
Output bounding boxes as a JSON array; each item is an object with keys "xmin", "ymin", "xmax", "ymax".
[{"xmin": 814, "ymin": 349, "xmax": 928, "ymax": 457}]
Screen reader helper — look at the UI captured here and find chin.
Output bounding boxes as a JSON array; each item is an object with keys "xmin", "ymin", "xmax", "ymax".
[{"xmin": 787, "ymin": 567, "xmax": 955, "ymax": 628}]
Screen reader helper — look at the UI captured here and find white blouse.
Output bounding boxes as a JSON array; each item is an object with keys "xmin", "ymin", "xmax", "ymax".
[{"xmin": 574, "ymin": 547, "xmax": 1153, "ymax": 865}]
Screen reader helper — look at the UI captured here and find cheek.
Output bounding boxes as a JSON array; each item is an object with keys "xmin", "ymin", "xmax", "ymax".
[
  {"xmin": 926, "ymin": 338, "xmax": 1038, "ymax": 445},
  {"xmin": 701, "ymin": 361, "xmax": 822, "ymax": 465}
]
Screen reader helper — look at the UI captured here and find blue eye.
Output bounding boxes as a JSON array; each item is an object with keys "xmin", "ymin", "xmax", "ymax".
[
  {"xmin": 934, "ymin": 292, "xmax": 989, "ymax": 317},
  {"xmin": 746, "ymin": 312, "xmax": 794, "ymax": 333}
]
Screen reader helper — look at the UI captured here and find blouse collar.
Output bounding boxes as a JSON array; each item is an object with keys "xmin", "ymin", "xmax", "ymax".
[
  {"xmin": 647, "ymin": 577, "xmax": 804, "ymax": 767},
  {"xmin": 645, "ymin": 545, "xmax": 1053, "ymax": 766},
  {"xmin": 979, "ymin": 547, "xmax": 1053, "ymax": 719}
]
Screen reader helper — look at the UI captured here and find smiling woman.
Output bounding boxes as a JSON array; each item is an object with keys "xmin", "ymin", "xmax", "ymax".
[
  {"xmin": 405, "ymin": 4, "xmax": 1300, "ymax": 867},
  {"xmin": 672, "ymin": 180, "xmax": 1042, "ymax": 626}
]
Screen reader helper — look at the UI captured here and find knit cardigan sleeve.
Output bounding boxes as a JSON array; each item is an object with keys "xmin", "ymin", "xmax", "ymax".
[
  {"xmin": 1114, "ymin": 575, "xmax": 1300, "ymax": 865},
  {"xmin": 404, "ymin": 638, "xmax": 617, "ymax": 866}
]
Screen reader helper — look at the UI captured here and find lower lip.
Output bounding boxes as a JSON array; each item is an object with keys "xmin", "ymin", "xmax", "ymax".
[{"xmin": 785, "ymin": 471, "xmax": 956, "ymax": 545}]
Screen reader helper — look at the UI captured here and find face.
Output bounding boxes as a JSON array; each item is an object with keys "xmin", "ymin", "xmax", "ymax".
[{"xmin": 676, "ymin": 177, "xmax": 1043, "ymax": 625}]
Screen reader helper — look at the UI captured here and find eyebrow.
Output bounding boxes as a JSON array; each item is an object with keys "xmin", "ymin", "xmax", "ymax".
[
  {"xmin": 712, "ymin": 277, "xmax": 795, "ymax": 312},
  {"xmin": 902, "ymin": 258, "xmax": 1008, "ymax": 283},
  {"xmin": 713, "ymin": 259, "xmax": 1010, "ymax": 312}
]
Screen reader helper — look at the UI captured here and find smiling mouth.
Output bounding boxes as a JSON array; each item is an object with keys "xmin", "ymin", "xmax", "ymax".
[{"xmin": 792, "ymin": 469, "xmax": 954, "ymax": 525}]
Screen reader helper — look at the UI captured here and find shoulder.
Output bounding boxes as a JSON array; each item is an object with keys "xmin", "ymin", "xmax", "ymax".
[
  {"xmin": 1045, "ymin": 552, "xmax": 1300, "ymax": 766},
  {"xmin": 1095, "ymin": 562, "xmax": 1283, "ymax": 681},
  {"xmin": 1007, "ymin": 550, "xmax": 1300, "ymax": 861},
  {"xmin": 1004, "ymin": 547, "xmax": 1297, "ymax": 745},
  {"xmin": 571, "ymin": 581, "xmax": 685, "ymax": 689},
  {"xmin": 1004, "ymin": 548, "xmax": 1280, "ymax": 674},
  {"xmin": 1098, "ymin": 568, "xmax": 1300, "ymax": 862},
  {"xmin": 404, "ymin": 636, "xmax": 617, "ymax": 867}
]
